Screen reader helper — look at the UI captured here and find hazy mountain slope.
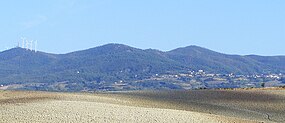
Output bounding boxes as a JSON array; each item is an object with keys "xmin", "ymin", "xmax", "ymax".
[
  {"xmin": 0, "ymin": 44, "xmax": 284, "ymax": 87},
  {"xmin": 166, "ymin": 45, "xmax": 282, "ymax": 74},
  {"xmin": 0, "ymin": 44, "xmax": 189, "ymax": 84},
  {"xmin": 246, "ymin": 55, "xmax": 285, "ymax": 73},
  {"xmin": 61, "ymin": 44, "xmax": 187, "ymax": 73},
  {"xmin": 0, "ymin": 48, "xmax": 59, "ymax": 84},
  {"xmin": 0, "ymin": 48, "xmax": 57, "ymax": 70}
]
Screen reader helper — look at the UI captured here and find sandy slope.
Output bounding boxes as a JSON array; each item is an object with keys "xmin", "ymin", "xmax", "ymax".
[{"xmin": 0, "ymin": 90, "xmax": 283, "ymax": 123}]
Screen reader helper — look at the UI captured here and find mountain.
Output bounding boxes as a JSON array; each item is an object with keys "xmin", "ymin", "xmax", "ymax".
[
  {"xmin": 62, "ymin": 43, "xmax": 187, "ymax": 74},
  {"xmin": 0, "ymin": 48, "xmax": 59, "ymax": 83},
  {"xmin": 0, "ymin": 44, "xmax": 188, "ymax": 85},
  {"xmin": 166, "ymin": 45, "xmax": 272, "ymax": 74},
  {"xmin": 0, "ymin": 44, "xmax": 284, "ymax": 91}
]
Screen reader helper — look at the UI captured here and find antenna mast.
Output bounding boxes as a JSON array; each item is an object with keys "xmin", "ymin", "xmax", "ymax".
[
  {"xmin": 21, "ymin": 37, "xmax": 25, "ymax": 48},
  {"xmin": 34, "ymin": 40, "xmax": 38, "ymax": 52},
  {"xmin": 25, "ymin": 39, "xmax": 29, "ymax": 50},
  {"xmin": 19, "ymin": 37, "xmax": 38, "ymax": 52},
  {"xmin": 30, "ymin": 40, "xmax": 33, "ymax": 51}
]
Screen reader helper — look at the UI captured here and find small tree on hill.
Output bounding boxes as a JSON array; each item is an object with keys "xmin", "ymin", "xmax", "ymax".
[{"xmin": 261, "ymin": 82, "xmax": 265, "ymax": 88}]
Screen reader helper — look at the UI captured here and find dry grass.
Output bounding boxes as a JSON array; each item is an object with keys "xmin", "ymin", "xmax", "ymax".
[{"xmin": 1, "ymin": 89, "xmax": 284, "ymax": 123}]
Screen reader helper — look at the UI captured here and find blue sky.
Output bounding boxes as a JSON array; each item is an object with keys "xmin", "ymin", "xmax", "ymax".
[{"xmin": 0, "ymin": 0, "xmax": 284, "ymax": 55}]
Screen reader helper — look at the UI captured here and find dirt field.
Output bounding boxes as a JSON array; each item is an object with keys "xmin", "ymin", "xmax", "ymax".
[{"xmin": 0, "ymin": 89, "xmax": 284, "ymax": 123}]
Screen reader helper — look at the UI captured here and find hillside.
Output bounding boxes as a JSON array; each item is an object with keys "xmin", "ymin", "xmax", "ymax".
[
  {"xmin": 0, "ymin": 44, "xmax": 284, "ymax": 91},
  {"xmin": 166, "ymin": 45, "xmax": 280, "ymax": 74}
]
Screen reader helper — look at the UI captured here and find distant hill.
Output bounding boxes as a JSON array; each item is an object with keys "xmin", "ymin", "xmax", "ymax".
[
  {"xmin": 0, "ymin": 44, "xmax": 284, "ymax": 91},
  {"xmin": 0, "ymin": 44, "xmax": 188, "ymax": 85},
  {"xmin": 166, "ymin": 45, "xmax": 278, "ymax": 74}
]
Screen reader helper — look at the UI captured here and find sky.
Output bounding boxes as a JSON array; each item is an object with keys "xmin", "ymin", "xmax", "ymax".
[{"xmin": 0, "ymin": 0, "xmax": 284, "ymax": 56}]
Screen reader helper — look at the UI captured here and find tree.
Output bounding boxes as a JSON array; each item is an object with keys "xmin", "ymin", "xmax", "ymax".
[{"xmin": 261, "ymin": 82, "xmax": 265, "ymax": 88}]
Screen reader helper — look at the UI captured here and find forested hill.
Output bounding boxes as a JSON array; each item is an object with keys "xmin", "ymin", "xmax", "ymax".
[{"xmin": 0, "ymin": 43, "xmax": 284, "ymax": 86}]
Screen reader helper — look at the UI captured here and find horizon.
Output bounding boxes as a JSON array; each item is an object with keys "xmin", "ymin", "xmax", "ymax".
[
  {"xmin": 3, "ymin": 43, "xmax": 285, "ymax": 57},
  {"xmin": 0, "ymin": 0, "xmax": 284, "ymax": 55}
]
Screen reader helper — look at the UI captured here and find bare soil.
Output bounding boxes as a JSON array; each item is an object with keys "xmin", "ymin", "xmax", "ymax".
[{"xmin": 0, "ymin": 89, "xmax": 284, "ymax": 123}]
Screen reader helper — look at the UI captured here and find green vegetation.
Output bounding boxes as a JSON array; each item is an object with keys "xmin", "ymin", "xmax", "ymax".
[
  {"xmin": 0, "ymin": 44, "xmax": 284, "ymax": 91},
  {"xmin": 261, "ymin": 82, "xmax": 265, "ymax": 88}
]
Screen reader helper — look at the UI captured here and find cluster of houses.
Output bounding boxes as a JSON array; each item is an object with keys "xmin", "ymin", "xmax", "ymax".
[
  {"xmin": 153, "ymin": 70, "xmax": 282, "ymax": 79},
  {"xmin": 145, "ymin": 70, "xmax": 285, "ymax": 89}
]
